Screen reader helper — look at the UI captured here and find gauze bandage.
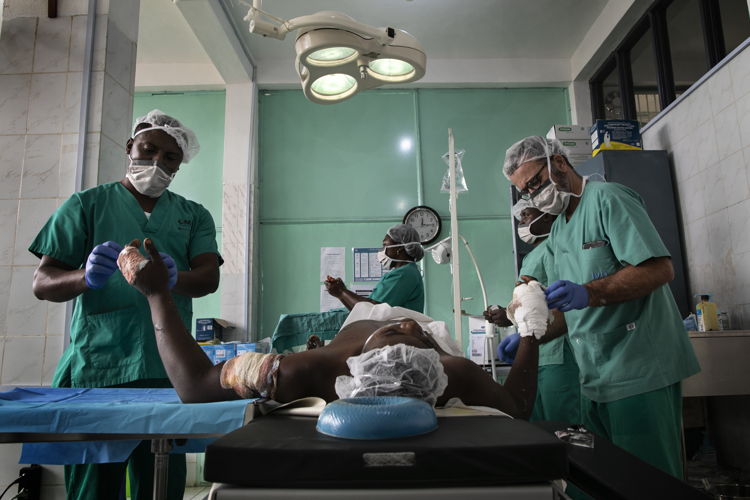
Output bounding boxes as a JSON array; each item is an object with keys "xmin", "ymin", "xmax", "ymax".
[
  {"xmin": 220, "ymin": 352, "xmax": 286, "ymax": 399},
  {"xmin": 117, "ymin": 245, "xmax": 149, "ymax": 284},
  {"xmin": 506, "ymin": 281, "xmax": 549, "ymax": 339}
]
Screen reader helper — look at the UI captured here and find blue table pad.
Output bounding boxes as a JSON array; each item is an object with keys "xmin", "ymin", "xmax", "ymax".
[{"xmin": 0, "ymin": 387, "xmax": 255, "ymax": 465}]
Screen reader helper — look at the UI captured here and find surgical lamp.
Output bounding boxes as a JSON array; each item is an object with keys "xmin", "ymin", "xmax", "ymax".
[{"xmin": 243, "ymin": 1, "xmax": 426, "ymax": 104}]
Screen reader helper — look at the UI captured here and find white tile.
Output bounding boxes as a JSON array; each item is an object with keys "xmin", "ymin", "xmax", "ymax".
[
  {"xmin": 728, "ymin": 198, "xmax": 750, "ymax": 255},
  {"xmin": 685, "ymin": 84, "xmax": 713, "ymax": 129},
  {"xmin": 63, "ymin": 71, "xmax": 82, "ymax": 134},
  {"xmin": 91, "ymin": 15, "xmax": 107, "ymax": 72},
  {"xmin": 58, "ymin": 0, "xmax": 92, "ymax": 17},
  {"xmin": 108, "ymin": 0, "xmax": 140, "ymax": 43},
  {"xmin": 46, "ymin": 302, "xmax": 66, "ymax": 335},
  {"xmin": 42, "ymin": 334, "xmax": 64, "ymax": 385},
  {"xmin": 671, "ymin": 134, "xmax": 698, "ymax": 183},
  {"xmin": 0, "ymin": 266, "xmax": 11, "ymax": 336},
  {"xmin": 59, "ymin": 133, "xmax": 79, "ymax": 198},
  {"xmin": 21, "ymin": 134, "xmax": 62, "ymax": 199},
  {"xmin": 708, "ymin": 65, "xmax": 735, "ymax": 116},
  {"xmin": 6, "ymin": 266, "xmax": 47, "ymax": 335},
  {"xmin": 0, "ymin": 17, "xmax": 36, "ymax": 74},
  {"xmin": 712, "ymin": 104, "xmax": 742, "ymax": 161},
  {"xmin": 0, "ymin": 201, "xmax": 18, "ymax": 266},
  {"xmin": 703, "ymin": 161, "xmax": 725, "ymax": 216},
  {"xmin": 100, "ymin": 74, "xmax": 132, "ymax": 146},
  {"xmin": 738, "ymin": 92, "xmax": 750, "ymax": 150},
  {"xmin": 85, "ymin": 70, "xmax": 104, "ymax": 132},
  {"xmin": 729, "ymin": 44, "xmax": 750, "ymax": 101},
  {"xmin": 32, "ymin": 16, "xmax": 71, "ymax": 73},
  {"xmin": 104, "ymin": 22, "xmax": 135, "ymax": 92},
  {"xmin": 676, "ymin": 172, "xmax": 706, "ymax": 223},
  {"xmin": 68, "ymin": 15, "xmax": 87, "ymax": 72},
  {"xmin": 1, "ymin": 336, "xmax": 44, "ymax": 385},
  {"xmin": 0, "ymin": 74, "xmax": 30, "ymax": 134},
  {"xmin": 13, "ymin": 198, "xmax": 58, "ymax": 266},
  {"xmin": 3, "ymin": 1, "xmax": 45, "ymax": 18},
  {"xmin": 685, "ymin": 216, "xmax": 711, "ymax": 270},
  {"xmin": 0, "ymin": 443, "xmax": 24, "ymax": 487},
  {"xmin": 694, "ymin": 120, "xmax": 719, "ymax": 172},
  {"xmin": 96, "ymin": 133, "xmax": 125, "ymax": 184},
  {"xmin": 720, "ymin": 149, "xmax": 750, "ymax": 208},
  {"xmin": 732, "ymin": 250, "xmax": 750, "ymax": 305},
  {"xmin": 27, "ymin": 73, "xmax": 66, "ymax": 134},
  {"xmin": 0, "ymin": 134, "xmax": 25, "ymax": 199}
]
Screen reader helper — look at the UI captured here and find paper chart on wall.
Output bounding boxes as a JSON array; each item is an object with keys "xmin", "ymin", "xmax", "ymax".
[{"xmin": 320, "ymin": 247, "xmax": 345, "ymax": 281}]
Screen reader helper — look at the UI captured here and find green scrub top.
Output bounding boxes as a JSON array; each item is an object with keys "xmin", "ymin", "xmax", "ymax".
[
  {"xmin": 29, "ymin": 182, "xmax": 221, "ymax": 388},
  {"xmin": 519, "ymin": 240, "xmax": 567, "ymax": 367},
  {"xmin": 546, "ymin": 182, "xmax": 699, "ymax": 402},
  {"xmin": 369, "ymin": 262, "xmax": 425, "ymax": 313}
]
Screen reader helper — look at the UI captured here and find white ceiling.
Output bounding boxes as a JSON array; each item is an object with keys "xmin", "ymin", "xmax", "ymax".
[{"xmin": 136, "ymin": 0, "xmax": 614, "ymax": 89}]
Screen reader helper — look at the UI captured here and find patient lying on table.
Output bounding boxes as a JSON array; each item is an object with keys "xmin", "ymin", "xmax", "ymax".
[{"xmin": 120, "ymin": 239, "xmax": 556, "ymax": 419}]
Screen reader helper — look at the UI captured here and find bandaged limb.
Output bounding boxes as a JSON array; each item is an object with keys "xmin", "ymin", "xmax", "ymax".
[
  {"xmin": 220, "ymin": 352, "xmax": 286, "ymax": 399},
  {"xmin": 117, "ymin": 240, "xmax": 149, "ymax": 284},
  {"xmin": 506, "ymin": 281, "xmax": 550, "ymax": 339}
]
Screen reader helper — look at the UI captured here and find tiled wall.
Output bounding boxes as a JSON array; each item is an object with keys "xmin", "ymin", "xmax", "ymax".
[
  {"xmin": 642, "ymin": 41, "xmax": 750, "ymax": 330},
  {"xmin": 1, "ymin": 0, "xmax": 138, "ymax": 494}
]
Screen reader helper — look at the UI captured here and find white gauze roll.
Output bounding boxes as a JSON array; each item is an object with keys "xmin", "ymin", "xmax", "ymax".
[{"xmin": 506, "ymin": 281, "xmax": 549, "ymax": 339}]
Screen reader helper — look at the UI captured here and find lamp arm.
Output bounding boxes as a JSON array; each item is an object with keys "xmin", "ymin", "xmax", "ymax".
[{"xmin": 458, "ymin": 236, "xmax": 488, "ymax": 311}]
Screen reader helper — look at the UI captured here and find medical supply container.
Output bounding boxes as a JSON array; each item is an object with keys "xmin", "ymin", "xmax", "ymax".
[
  {"xmin": 201, "ymin": 343, "xmax": 236, "ymax": 364},
  {"xmin": 547, "ymin": 124, "xmax": 591, "ymax": 140},
  {"xmin": 590, "ymin": 120, "xmax": 642, "ymax": 156},
  {"xmin": 695, "ymin": 294, "xmax": 719, "ymax": 332},
  {"xmin": 196, "ymin": 318, "xmax": 231, "ymax": 342}
]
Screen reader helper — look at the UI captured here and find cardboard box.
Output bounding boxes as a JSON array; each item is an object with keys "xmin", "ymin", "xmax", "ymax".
[
  {"xmin": 201, "ymin": 343, "xmax": 236, "ymax": 365},
  {"xmin": 195, "ymin": 318, "xmax": 232, "ymax": 342},
  {"xmin": 547, "ymin": 124, "xmax": 591, "ymax": 140},
  {"xmin": 558, "ymin": 139, "xmax": 592, "ymax": 155},
  {"xmin": 235, "ymin": 343, "xmax": 263, "ymax": 356},
  {"xmin": 590, "ymin": 120, "xmax": 642, "ymax": 156}
]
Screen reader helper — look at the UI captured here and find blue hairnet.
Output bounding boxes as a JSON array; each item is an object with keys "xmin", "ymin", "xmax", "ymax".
[
  {"xmin": 132, "ymin": 109, "xmax": 200, "ymax": 163},
  {"xmin": 387, "ymin": 224, "xmax": 424, "ymax": 261},
  {"xmin": 502, "ymin": 136, "xmax": 568, "ymax": 179}
]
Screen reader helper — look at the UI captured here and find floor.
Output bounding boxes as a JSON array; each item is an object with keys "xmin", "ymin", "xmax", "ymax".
[{"xmin": 685, "ymin": 429, "xmax": 750, "ymax": 497}]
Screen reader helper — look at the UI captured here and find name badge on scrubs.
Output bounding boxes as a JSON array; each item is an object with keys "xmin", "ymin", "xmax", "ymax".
[
  {"xmin": 626, "ymin": 322, "xmax": 636, "ymax": 332},
  {"xmin": 582, "ymin": 240, "xmax": 608, "ymax": 250}
]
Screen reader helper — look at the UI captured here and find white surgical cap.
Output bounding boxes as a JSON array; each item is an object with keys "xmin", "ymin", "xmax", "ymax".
[
  {"xmin": 502, "ymin": 136, "xmax": 568, "ymax": 180},
  {"xmin": 512, "ymin": 199, "xmax": 534, "ymax": 221},
  {"xmin": 335, "ymin": 344, "xmax": 448, "ymax": 407},
  {"xmin": 387, "ymin": 224, "xmax": 424, "ymax": 261},
  {"xmin": 132, "ymin": 109, "xmax": 200, "ymax": 163}
]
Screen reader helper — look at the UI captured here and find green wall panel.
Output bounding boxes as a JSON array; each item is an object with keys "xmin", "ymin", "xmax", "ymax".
[
  {"xmin": 133, "ymin": 91, "xmax": 226, "ymax": 334},
  {"xmin": 259, "ymin": 90, "xmax": 419, "ymax": 221},
  {"xmin": 258, "ymin": 88, "xmax": 570, "ymax": 350}
]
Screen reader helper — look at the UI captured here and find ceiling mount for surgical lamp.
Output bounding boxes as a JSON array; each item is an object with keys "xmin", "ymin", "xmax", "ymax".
[{"xmin": 243, "ymin": 1, "xmax": 426, "ymax": 104}]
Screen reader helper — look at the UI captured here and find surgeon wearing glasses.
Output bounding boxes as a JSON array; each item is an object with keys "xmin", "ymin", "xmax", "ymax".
[{"xmin": 502, "ymin": 136, "xmax": 699, "ymax": 480}]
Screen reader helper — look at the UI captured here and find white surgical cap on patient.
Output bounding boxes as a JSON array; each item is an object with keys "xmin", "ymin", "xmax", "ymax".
[
  {"xmin": 512, "ymin": 199, "xmax": 537, "ymax": 221},
  {"xmin": 132, "ymin": 109, "xmax": 200, "ymax": 163},
  {"xmin": 502, "ymin": 136, "xmax": 568, "ymax": 179},
  {"xmin": 335, "ymin": 344, "xmax": 448, "ymax": 406},
  {"xmin": 387, "ymin": 224, "xmax": 424, "ymax": 261}
]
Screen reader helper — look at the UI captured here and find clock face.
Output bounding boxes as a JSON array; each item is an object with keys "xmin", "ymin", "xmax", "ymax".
[{"xmin": 403, "ymin": 206, "xmax": 441, "ymax": 244}]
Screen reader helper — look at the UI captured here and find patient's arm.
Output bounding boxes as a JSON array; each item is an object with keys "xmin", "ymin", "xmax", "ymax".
[
  {"xmin": 440, "ymin": 336, "xmax": 539, "ymax": 419},
  {"xmin": 125, "ymin": 239, "xmax": 238, "ymax": 403}
]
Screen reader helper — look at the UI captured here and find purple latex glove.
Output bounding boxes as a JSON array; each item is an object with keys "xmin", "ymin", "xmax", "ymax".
[
  {"xmin": 158, "ymin": 252, "xmax": 178, "ymax": 289},
  {"xmin": 545, "ymin": 280, "xmax": 589, "ymax": 312},
  {"xmin": 85, "ymin": 241, "xmax": 124, "ymax": 289},
  {"xmin": 497, "ymin": 333, "xmax": 520, "ymax": 364}
]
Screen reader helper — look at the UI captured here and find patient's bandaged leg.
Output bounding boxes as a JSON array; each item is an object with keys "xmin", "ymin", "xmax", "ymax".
[{"xmin": 220, "ymin": 352, "xmax": 285, "ymax": 399}]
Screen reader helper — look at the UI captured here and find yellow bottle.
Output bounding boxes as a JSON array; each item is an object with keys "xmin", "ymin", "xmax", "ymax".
[{"xmin": 696, "ymin": 294, "xmax": 719, "ymax": 332}]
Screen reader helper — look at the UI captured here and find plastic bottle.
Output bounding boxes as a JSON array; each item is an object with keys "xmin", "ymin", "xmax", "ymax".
[{"xmin": 695, "ymin": 294, "xmax": 719, "ymax": 332}]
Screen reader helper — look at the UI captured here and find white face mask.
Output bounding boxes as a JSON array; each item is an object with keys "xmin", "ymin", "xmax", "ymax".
[
  {"xmin": 529, "ymin": 154, "xmax": 587, "ymax": 215},
  {"xmin": 126, "ymin": 157, "xmax": 174, "ymax": 198},
  {"xmin": 377, "ymin": 244, "xmax": 412, "ymax": 270},
  {"xmin": 517, "ymin": 212, "xmax": 550, "ymax": 245}
]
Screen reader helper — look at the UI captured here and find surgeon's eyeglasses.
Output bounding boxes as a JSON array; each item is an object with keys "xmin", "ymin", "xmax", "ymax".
[{"xmin": 517, "ymin": 163, "xmax": 547, "ymax": 200}]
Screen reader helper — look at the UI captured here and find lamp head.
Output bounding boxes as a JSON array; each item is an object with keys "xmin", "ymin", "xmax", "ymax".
[{"xmin": 429, "ymin": 237, "xmax": 452, "ymax": 265}]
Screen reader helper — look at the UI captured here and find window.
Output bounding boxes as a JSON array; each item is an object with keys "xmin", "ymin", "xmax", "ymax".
[
  {"xmin": 590, "ymin": 0, "xmax": 749, "ymax": 126},
  {"xmin": 667, "ymin": 0, "xmax": 709, "ymax": 94},
  {"xmin": 720, "ymin": 0, "xmax": 750, "ymax": 54}
]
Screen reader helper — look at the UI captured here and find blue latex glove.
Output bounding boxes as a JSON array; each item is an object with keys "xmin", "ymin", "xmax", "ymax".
[
  {"xmin": 497, "ymin": 333, "xmax": 520, "ymax": 364},
  {"xmin": 545, "ymin": 280, "xmax": 589, "ymax": 312},
  {"xmin": 159, "ymin": 252, "xmax": 178, "ymax": 290},
  {"xmin": 85, "ymin": 241, "xmax": 124, "ymax": 289}
]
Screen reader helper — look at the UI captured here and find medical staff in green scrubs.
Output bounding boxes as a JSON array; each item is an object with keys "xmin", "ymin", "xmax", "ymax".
[
  {"xmin": 503, "ymin": 136, "xmax": 699, "ymax": 479},
  {"xmin": 326, "ymin": 224, "xmax": 425, "ymax": 313},
  {"xmin": 30, "ymin": 110, "xmax": 222, "ymax": 500},
  {"xmin": 272, "ymin": 225, "xmax": 425, "ymax": 352},
  {"xmin": 485, "ymin": 200, "xmax": 581, "ymax": 426}
]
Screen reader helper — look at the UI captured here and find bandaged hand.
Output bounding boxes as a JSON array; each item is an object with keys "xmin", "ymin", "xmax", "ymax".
[
  {"xmin": 85, "ymin": 241, "xmax": 124, "ymax": 289},
  {"xmin": 506, "ymin": 281, "xmax": 549, "ymax": 339},
  {"xmin": 117, "ymin": 238, "xmax": 169, "ymax": 296}
]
